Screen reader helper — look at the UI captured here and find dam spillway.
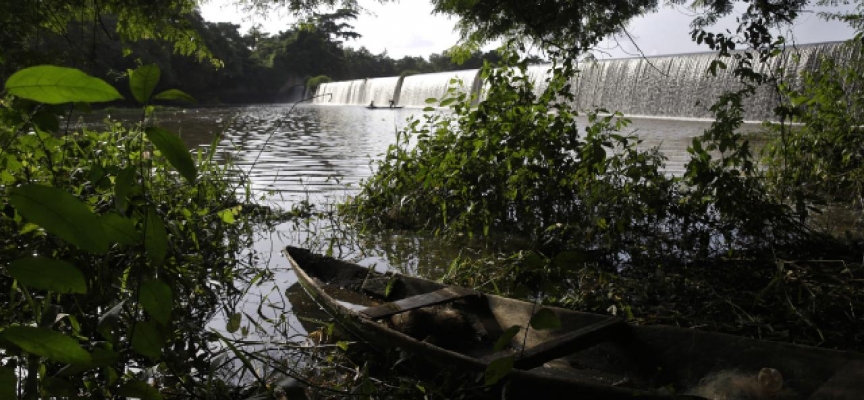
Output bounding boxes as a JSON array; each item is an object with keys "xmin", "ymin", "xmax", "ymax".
[{"xmin": 311, "ymin": 42, "xmax": 852, "ymax": 121}]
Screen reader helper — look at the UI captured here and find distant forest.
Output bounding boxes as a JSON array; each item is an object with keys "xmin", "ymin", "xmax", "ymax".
[{"xmin": 1, "ymin": 7, "xmax": 513, "ymax": 104}]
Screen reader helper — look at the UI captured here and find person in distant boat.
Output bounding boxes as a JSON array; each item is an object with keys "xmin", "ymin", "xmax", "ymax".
[
  {"xmin": 369, "ymin": 100, "xmax": 376, "ymax": 108},
  {"xmin": 388, "ymin": 99, "xmax": 395, "ymax": 108}
]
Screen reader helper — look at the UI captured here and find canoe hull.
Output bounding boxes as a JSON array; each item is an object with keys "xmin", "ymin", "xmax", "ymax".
[{"xmin": 285, "ymin": 247, "xmax": 864, "ymax": 399}]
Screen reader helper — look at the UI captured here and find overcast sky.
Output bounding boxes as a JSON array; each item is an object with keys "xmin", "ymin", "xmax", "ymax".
[{"xmin": 199, "ymin": 0, "xmax": 857, "ymax": 59}]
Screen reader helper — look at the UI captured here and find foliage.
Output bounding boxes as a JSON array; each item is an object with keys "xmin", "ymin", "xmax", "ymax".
[
  {"xmin": 350, "ymin": 44, "xmax": 692, "ymax": 266},
  {"xmin": 818, "ymin": 0, "xmax": 864, "ymax": 31},
  {"xmin": 239, "ymin": 0, "xmax": 392, "ymax": 16},
  {"xmin": 680, "ymin": 86, "xmax": 807, "ymax": 254},
  {"xmin": 344, "ymin": 1, "xmax": 863, "ymax": 359},
  {"xmin": 0, "ymin": 64, "xmax": 266, "ymax": 398},
  {"xmin": 0, "ymin": 0, "xmax": 212, "ymax": 79},
  {"xmin": 444, "ymin": 246, "xmax": 864, "ymax": 353},
  {"xmin": 431, "ymin": 0, "xmax": 658, "ymax": 54},
  {"xmin": 306, "ymin": 75, "xmax": 333, "ymax": 93},
  {"xmin": 763, "ymin": 42, "xmax": 864, "ymax": 221},
  {"xmin": 1, "ymin": 1, "xmax": 508, "ymax": 106}
]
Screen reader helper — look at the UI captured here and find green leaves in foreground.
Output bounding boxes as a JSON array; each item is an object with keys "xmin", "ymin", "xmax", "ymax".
[
  {"xmin": 118, "ymin": 380, "xmax": 164, "ymax": 400},
  {"xmin": 0, "ymin": 367, "xmax": 15, "ymax": 399},
  {"xmin": 9, "ymin": 185, "xmax": 109, "ymax": 254},
  {"xmin": 0, "ymin": 326, "xmax": 91, "ymax": 364},
  {"xmin": 484, "ymin": 354, "xmax": 514, "ymax": 386},
  {"xmin": 153, "ymin": 89, "xmax": 196, "ymax": 104},
  {"xmin": 494, "ymin": 325, "xmax": 521, "ymax": 352},
  {"xmin": 5, "ymin": 65, "xmax": 122, "ymax": 104},
  {"xmin": 139, "ymin": 279, "xmax": 173, "ymax": 325},
  {"xmin": 226, "ymin": 313, "xmax": 242, "ymax": 333},
  {"xmin": 145, "ymin": 207, "xmax": 168, "ymax": 265},
  {"xmin": 132, "ymin": 322, "xmax": 165, "ymax": 361},
  {"xmin": 129, "ymin": 64, "xmax": 195, "ymax": 105},
  {"xmin": 145, "ymin": 127, "xmax": 197, "ymax": 183},
  {"xmin": 129, "ymin": 64, "xmax": 160, "ymax": 105},
  {"xmin": 7, "ymin": 257, "xmax": 87, "ymax": 294}
]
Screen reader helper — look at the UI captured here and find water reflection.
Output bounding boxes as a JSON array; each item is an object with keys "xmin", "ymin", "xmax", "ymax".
[
  {"xmin": 209, "ymin": 105, "xmax": 420, "ymax": 206},
  {"xmin": 75, "ymin": 104, "xmax": 762, "ymax": 276},
  {"xmin": 205, "ymin": 105, "xmax": 760, "ymax": 204},
  {"xmin": 75, "ymin": 104, "xmax": 767, "ymax": 386}
]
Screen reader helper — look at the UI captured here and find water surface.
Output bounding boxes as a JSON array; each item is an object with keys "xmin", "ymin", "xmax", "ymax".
[{"xmin": 79, "ymin": 104, "xmax": 761, "ymax": 338}]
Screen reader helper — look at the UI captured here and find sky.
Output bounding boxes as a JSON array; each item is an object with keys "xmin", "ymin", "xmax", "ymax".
[{"xmin": 199, "ymin": 0, "xmax": 857, "ymax": 59}]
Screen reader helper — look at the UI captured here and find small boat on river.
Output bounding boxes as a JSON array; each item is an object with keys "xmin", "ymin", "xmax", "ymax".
[
  {"xmin": 365, "ymin": 105, "xmax": 404, "ymax": 110},
  {"xmin": 284, "ymin": 246, "xmax": 864, "ymax": 399}
]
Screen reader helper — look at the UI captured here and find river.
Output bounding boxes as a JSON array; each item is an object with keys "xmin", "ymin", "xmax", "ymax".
[{"xmin": 79, "ymin": 103, "xmax": 761, "ymax": 341}]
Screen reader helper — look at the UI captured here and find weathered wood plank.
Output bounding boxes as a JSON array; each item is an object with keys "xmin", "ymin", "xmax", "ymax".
[
  {"xmin": 359, "ymin": 287, "xmax": 480, "ymax": 320},
  {"xmin": 807, "ymin": 360, "xmax": 864, "ymax": 399},
  {"xmin": 485, "ymin": 318, "xmax": 628, "ymax": 370}
]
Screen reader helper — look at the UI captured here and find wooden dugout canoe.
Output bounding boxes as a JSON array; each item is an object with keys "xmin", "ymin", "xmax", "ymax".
[
  {"xmin": 284, "ymin": 246, "xmax": 864, "ymax": 399},
  {"xmin": 365, "ymin": 105, "xmax": 404, "ymax": 109}
]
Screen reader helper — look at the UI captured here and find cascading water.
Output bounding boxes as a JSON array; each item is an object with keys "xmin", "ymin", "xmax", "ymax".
[
  {"xmin": 309, "ymin": 42, "xmax": 851, "ymax": 120},
  {"xmin": 397, "ymin": 70, "xmax": 482, "ymax": 107},
  {"xmin": 563, "ymin": 42, "xmax": 850, "ymax": 120},
  {"xmin": 526, "ymin": 64, "xmax": 553, "ymax": 97},
  {"xmin": 362, "ymin": 77, "xmax": 402, "ymax": 106},
  {"xmin": 313, "ymin": 79, "xmax": 367, "ymax": 105}
]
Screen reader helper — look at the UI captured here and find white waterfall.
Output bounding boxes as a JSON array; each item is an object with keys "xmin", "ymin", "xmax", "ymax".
[
  {"xmin": 313, "ymin": 79, "xmax": 367, "ymax": 105},
  {"xmin": 308, "ymin": 42, "xmax": 851, "ymax": 121},
  {"xmin": 397, "ymin": 70, "xmax": 482, "ymax": 107},
  {"xmin": 362, "ymin": 77, "xmax": 402, "ymax": 106}
]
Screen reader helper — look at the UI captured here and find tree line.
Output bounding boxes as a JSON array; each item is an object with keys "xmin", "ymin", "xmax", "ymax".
[{"xmin": 1, "ymin": 4, "xmax": 508, "ymax": 105}]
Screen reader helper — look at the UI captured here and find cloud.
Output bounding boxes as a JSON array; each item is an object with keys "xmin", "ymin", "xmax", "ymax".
[{"xmin": 199, "ymin": 0, "xmax": 857, "ymax": 60}]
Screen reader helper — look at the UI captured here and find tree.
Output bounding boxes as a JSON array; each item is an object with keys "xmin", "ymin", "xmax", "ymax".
[
  {"xmin": 431, "ymin": 0, "xmax": 823, "ymax": 62},
  {"xmin": 0, "ymin": 0, "xmax": 211, "ymax": 80},
  {"xmin": 430, "ymin": 0, "xmax": 658, "ymax": 55}
]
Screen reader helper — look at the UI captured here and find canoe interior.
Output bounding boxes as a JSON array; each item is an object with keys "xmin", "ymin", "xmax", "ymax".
[{"xmin": 286, "ymin": 247, "xmax": 864, "ymax": 399}]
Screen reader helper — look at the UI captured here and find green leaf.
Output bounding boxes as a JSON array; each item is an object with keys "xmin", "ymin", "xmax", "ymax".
[
  {"xmin": 57, "ymin": 347, "xmax": 120, "ymax": 376},
  {"xmin": 153, "ymin": 89, "xmax": 196, "ymax": 103},
  {"xmin": 114, "ymin": 165, "xmax": 136, "ymax": 213},
  {"xmin": 100, "ymin": 213, "xmax": 139, "ymax": 245},
  {"xmin": 139, "ymin": 279, "xmax": 173, "ymax": 325},
  {"xmin": 213, "ymin": 331, "xmax": 261, "ymax": 381},
  {"xmin": 5, "ymin": 65, "xmax": 123, "ymax": 104},
  {"xmin": 145, "ymin": 127, "xmax": 197, "ymax": 183},
  {"xmin": 494, "ymin": 325, "xmax": 521, "ymax": 352},
  {"xmin": 425, "ymin": 97, "xmax": 438, "ymax": 104},
  {"xmin": 39, "ymin": 305, "xmax": 62, "ymax": 328},
  {"xmin": 43, "ymin": 377, "xmax": 76, "ymax": 396},
  {"xmin": 529, "ymin": 308, "xmax": 561, "ymax": 330},
  {"xmin": 0, "ymin": 367, "xmax": 16, "ymax": 399},
  {"xmin": 0, "ymin": 326, "xmax": 91, "ymax": 364},
  {"xmin": 90, "ymin": 347, "xmax": 121, "ymax": 367},
  {"xmin": 552, "ymin": 251, "xmax": 587, "ymax": 271},
  {"xmin": 118, "ymin": 380, "xmax": 164, "ymax": 400},
  {"xmin": 6, "ymin": 257, "xmax": 87, "ymax": 294},
  {"xmin": 521, "ymin": 252, "xmax": 547, "ymax": 269},
  {"xmin": 484, "ymin": 355, "xmax": 514, "ymax": 386},
  {"xmin": 145, "ymin": 207, "xmax": 168, "ymax": 265},
  {"xmin": 8, "ymin": 185, "xmax": 109, "ymax": 254},
  {"xmin": 217, "ymin": 208, "xmax": 236, "ymax": 224},
  {"xmin": 226, "ymin": 313, "xmax": 241, "ymax": 333},
  {"xmin": 32, "ymin": 109, "xmax": 59, "ymax": 133},
  {"xmin": 129, "ymin": 64, "xmax": 161, "ymax": 105},
  {"xmin": 97, "ymin": 300, "xmax": 126, "ymax": 341},
  {"xmin": 131, "ymin": 322, "xmax": 164, "ymax": 360}
]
